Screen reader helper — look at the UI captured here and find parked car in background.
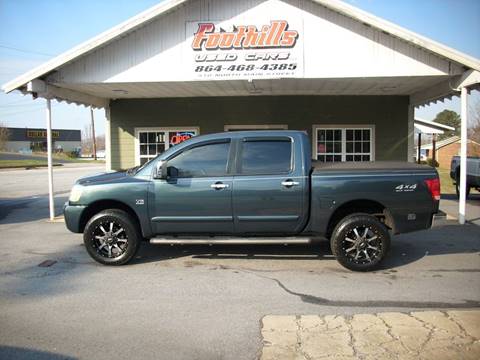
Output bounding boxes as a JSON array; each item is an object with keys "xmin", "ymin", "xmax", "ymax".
[
  {"xmin": 64, "ymin": 131, "xmax": 440, "ymax": 271},
  {"xmin": 450, "ymin": 156, "xmax": 480, "ymax": 198}
]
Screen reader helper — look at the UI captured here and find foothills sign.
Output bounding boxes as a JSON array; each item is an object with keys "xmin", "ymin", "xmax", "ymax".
[{"xmin": 185, "ymin": 19, "xmax": 304, "ymax": 80}]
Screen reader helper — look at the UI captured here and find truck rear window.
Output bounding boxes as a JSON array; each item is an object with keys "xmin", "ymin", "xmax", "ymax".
[{"xmin": 240, "ymin": 139, "xmax": 292, "ymax": 175}]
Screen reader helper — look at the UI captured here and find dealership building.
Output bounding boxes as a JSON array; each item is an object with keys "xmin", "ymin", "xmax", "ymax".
[
  {"xmin": 3, "ymin": 127, "xmax": 81, "ymax": 153},
  {"xmin": 2, "ymin": 0, "xmax": 480, "ymax": 221}
]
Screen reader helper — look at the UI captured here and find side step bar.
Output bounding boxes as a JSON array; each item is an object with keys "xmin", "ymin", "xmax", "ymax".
[{"xmin": 149, "ymin": 237, "xmax": 312, "ymax": 245}]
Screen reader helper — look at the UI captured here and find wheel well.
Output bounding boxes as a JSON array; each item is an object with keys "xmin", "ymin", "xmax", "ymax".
[
  {"xmin": 79, "ymin": 200, "xmax": 141, "ymax": 233},
  {"xmin": 326, "ymin": 199, "xmax": 394, "ymax": 238}
]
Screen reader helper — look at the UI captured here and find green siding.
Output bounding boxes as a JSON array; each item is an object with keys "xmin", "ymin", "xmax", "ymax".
[{"xmin": 110, "ymin": 96, "xmax": 409, "ymax": 170}]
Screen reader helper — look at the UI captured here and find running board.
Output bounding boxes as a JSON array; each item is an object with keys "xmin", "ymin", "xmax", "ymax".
[{"xmin": 149, "ymin": 237, "xmax": 312, "ymax": 245}]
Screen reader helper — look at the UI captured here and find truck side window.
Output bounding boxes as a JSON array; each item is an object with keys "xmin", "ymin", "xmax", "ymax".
[
  {"xmin": 168, "ymin": 141, "xmax": 230, "ymax": 178},
  {"xmin": 240, "ymin": 139, "xmax": 292, "ymax": 175}
]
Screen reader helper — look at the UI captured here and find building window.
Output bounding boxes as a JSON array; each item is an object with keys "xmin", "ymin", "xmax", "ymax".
[
  {"xmin": 313, "ymin": 125, "xmax": 374, "ymax": 162},
  {"xmin": 134, "ymin": 127, "xmax": 199, "ymax": 166}
]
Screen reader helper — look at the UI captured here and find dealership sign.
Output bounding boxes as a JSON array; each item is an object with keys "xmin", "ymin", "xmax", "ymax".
[{"xmin": 185, "ymin": 19, "xmax": 304, "ymax": 80}]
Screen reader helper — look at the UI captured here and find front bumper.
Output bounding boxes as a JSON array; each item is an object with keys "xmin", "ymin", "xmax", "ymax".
[{"xmin": 63, "ymin": 202, "xmax": 87, "ymax": 233}]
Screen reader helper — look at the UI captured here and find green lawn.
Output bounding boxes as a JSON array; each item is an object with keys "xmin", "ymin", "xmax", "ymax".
[
  {"xmin": 437, "ymin": 168, "xmax": 456, "ymax": 195},
  {"xmin": 0, "ymin": 159, "xmax": 49, "ymax": 168}
]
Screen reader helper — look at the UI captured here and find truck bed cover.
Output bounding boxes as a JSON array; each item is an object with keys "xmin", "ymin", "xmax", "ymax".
[{"xmin": 312, "ymin": 161, "xmax": 437, "ymax": 175}]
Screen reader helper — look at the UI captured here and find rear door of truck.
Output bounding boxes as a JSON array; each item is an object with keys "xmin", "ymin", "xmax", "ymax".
[{"xmin": 232, "ymin": 135, "xmax": 308, "ymax": 235}]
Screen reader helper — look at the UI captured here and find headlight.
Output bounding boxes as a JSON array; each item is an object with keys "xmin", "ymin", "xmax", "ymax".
[{"xmin": 69, "ymin": 185, "xmax": 83, "ymax": 202}]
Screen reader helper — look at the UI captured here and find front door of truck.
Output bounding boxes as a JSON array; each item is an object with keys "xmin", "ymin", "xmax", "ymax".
[
  {"xmin": 151, "ymin": 140, "xmax": 234, "ymax": 234},
  {"xmin": 232, "ymin": 136, "xmax": 307, "ymax": 235}
]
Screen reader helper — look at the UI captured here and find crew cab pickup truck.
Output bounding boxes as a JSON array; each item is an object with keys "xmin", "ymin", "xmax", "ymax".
[
  {"xmin": 64, "ymin": 131, "xmax": 440, "ymax": 271},
  {"xmin": 450, "ymin": 156, "xmax": 480, "ymax": 198}
]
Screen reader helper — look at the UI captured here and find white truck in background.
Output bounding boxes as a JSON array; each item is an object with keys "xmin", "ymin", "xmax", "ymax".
[{"xmin": 450, "ymin": 156, "xmax": 480, "ymax": 198}]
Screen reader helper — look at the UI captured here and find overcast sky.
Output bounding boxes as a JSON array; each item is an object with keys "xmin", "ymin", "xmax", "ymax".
[{"xmin": 0, "ymin": 0, "xmax": 479, "ymax": 135}]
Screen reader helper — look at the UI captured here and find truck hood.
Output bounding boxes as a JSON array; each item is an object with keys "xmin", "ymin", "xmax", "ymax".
[{"xmin": 76, "ymin": 171, "xmax": 128, "ymax": 185}]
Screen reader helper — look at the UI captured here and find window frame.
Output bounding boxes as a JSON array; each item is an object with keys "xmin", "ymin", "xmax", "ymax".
[
  {"xmin": 312, "ymin": 124, "xmax": 375, "ymax": 162},
  {"xmin": 165, "ymin": 138, "xmax": 233, "ymax": 178},
  {"xmin": 236, "ymin": 136, "xmax": 294, "ymax": 176},
  {"xmin": 134, "ymin": 127, "xmax": 200, "ymax": 166}
]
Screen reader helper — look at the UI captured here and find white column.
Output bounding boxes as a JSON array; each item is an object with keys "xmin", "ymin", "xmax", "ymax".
[
  {"xmin": 407, "ymin": 104, "xmax": 414, "ymax": 162},
  {"xmin": 458, "ymin": 87, "xmax": 468, "ymax": 224},
  {"xmin": 105, "ymin": 106, "xmax": 112, "ymax": 171},
  {"xmin": 46, "ymin": 98, "xmax": 55, "ymax": 221}
]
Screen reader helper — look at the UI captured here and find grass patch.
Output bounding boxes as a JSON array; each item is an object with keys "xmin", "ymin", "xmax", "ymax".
[
  {"xmin": 437, "ymin": 168, "xmax": 455, "ymax": 195},
  {"xmin": 0, "ymin": 159, "xmax": 50, "ymax": 168}
]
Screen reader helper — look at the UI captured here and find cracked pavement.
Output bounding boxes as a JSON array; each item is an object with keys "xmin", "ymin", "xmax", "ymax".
[
  {"xmin": 261, "ymin": 311, "xmax": 480, "ymax": 360},
  {"xmin": 1, "ymin": 166, "xmax": 479, "ymax": 359}
]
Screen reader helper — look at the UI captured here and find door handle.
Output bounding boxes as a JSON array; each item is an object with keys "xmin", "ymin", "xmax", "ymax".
[
  {"xmin": 211, "ymin": 182, "xmax": 229, "ymax": 190},
  {"xmin": 281, "ymin": 180, "xmax": 300, "ymax": 188}
]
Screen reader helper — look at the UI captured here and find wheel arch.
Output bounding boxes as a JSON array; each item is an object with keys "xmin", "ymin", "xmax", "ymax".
[
  {"xmin": 326, "ymin": 199, "xmax": 395, "ymax": 238},
  {"xmin": 79, "ymin": 199, "xmax": 141, "ymax": 234}
]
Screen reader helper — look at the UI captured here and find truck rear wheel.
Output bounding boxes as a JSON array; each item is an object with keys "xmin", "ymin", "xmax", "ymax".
[
  {"xmin": 330, "ymin": 214, "xmax": 390, "ymax": 271},
  {"xmin": 83, "ymin": 209, "xmax": 141, "ymax": 265}
]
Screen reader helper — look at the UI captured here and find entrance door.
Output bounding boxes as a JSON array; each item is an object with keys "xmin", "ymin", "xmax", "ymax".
[
  {"xmin": 151, "ymin": 139, "xmax": 234, "ymax": 234},
  {"xmin": 232, "ymin": 136, "xmax": 306, "ymax": 235}
]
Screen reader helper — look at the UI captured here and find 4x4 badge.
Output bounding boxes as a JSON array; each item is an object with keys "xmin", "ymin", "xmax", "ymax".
[{"xmin": 395, "ymin": 184, "xmax": 417, "ymax": 192}]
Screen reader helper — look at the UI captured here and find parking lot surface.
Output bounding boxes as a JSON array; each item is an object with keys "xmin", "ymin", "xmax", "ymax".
[{"xmin": 1, "ymin": 165, "xmax": 479, "ymax": 359}]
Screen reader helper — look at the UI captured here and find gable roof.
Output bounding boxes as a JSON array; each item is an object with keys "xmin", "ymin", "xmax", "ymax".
[
  {"xmin": 420, "ymin": 136, "xmax": 480, "ymax": 150},
  {"xmin": 3, "ymin": 0, "xmax": 480, "ymax": 95},
  {"xmin": 414, "ymin": 117, "xmax": 455, "ymax": 134}
]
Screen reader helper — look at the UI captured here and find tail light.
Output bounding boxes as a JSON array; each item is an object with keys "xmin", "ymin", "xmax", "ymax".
[{"xmin": 424, "ymin": 178, "xmax": 441, "ymax": 201}]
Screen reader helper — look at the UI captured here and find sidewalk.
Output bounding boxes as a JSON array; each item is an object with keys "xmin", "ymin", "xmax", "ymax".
[{"xmin": 261, "ymin": 310, "xmax": 480, "ymax": 360}]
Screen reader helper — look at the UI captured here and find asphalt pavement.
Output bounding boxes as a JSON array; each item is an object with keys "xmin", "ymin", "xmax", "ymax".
[{"xmin": 0, "ymin": 164, "xmax": 479, "ymax": 359}]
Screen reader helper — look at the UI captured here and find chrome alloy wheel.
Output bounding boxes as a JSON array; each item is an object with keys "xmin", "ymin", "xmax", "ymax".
[
  {"xmin": 342, "ymin": 226, "xmax": 382, "ymax": 265},
  {"xmin": 91, "ymin": 221, "xmax": 128, "ymax": 259}
]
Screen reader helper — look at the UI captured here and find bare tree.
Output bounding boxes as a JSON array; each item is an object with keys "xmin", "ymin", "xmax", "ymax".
[
  {"xmin": 469, "ymin": 100, "xmax": 480, "ymax": 144},
  {"xmin": 0, "ymin": 122, "xmax": 10, "ymax": 151}
]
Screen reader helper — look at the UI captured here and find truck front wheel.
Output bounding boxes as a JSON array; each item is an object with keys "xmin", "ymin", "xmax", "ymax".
[
  {"xmin": 330, "ymin": 214, "xmax": 390, "ymax": 271},
  {"xmin": 83, "ymin": 209, "xmax": 141, "ymax": 265}
]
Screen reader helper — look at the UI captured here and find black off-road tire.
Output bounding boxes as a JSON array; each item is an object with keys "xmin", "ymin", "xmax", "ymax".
[
  {"xmin": 83, "ymin": 209, "xmax": 141, "ymax": 265},
  {"xmin": 330, "ymin": 214, "xmax": 390, "ymax": 272}
]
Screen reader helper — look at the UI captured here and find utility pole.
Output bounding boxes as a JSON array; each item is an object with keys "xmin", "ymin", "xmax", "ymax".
[{"xmin": 90, "ymin": 107, "xmax": 97, "ymax": 160}]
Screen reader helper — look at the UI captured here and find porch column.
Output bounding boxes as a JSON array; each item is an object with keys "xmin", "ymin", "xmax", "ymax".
[
  {"xmin": 407, "ymin": 104, "xmax": 414, "ymax": 162},
  {"xmin": 46, "ymin": 98, "xmax": 55, "ymax": 221},
  {"xmin": 458, "ymin": 87, "xmax": 468, "ymax": 224},
  {"xmin": 432, "ymin": 134, "xmax": 436, "ymax": 165},
  {"xmin": 90, "ymin": 107, "xmax": 97, "ymax": 161},
  {"xmin": 105, "ymin": 106, "xmax": 112, "ymax": 171},
  {"xmin": 417, "ymin": 133, "xmax": 421, "ymax": 164}
]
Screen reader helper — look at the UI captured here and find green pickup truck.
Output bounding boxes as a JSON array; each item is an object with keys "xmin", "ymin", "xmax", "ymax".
[{"xmin": 64, "ymin": 130, "xmax": 440, "ymax": 271}]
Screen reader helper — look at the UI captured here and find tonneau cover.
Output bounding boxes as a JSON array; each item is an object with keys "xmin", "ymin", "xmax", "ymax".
[{"xmin": 312, "ymin": 161, "xmax": 437, "ymax": 175}]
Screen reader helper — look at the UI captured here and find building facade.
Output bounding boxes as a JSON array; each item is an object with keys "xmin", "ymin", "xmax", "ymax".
[
  {"xmin": 3, "ymin": 0, "xmax": 480, "ymax": 171},
  {"xmin": 3, "ymin": 127, "xmax": 81, "ymax": 153}
]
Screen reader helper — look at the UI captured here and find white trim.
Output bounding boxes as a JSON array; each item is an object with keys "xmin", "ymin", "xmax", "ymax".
[
  {"xmin": 134, "ymin": 126, "xmax": 200, "ymax": 166},
  {"xmin": 224, "ymin": 124, "xmax": 288, "ymax": 131},
  {"xmin": 408, "ymin": 105, "xmax": 414, "ymax": 162},
  {"xmin": 312, "ymin": 124, "xmax": 375, "ymax": 161},
  {"xmin": 459, "ymin": 87, "xmax": 468, "ymax": 224},
  {"xmin": 3, "ymin": 0, "xmax": 479, "ymax": 98},
  {"xmin": 105, "ymin": 106, "xmax": 112, "ymax": 171},
  {"xmin": 314, "ymin": 0, "xmax": 480, "ymax": 72},
  {"xmin": 2, "ymin": 0, "xmax": 187, "ymax": 94}
]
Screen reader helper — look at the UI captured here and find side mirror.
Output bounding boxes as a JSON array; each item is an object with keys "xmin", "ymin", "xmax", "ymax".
[
  {"xmin": 166, "ymin": 165, "xmax": 179, "ymax": 179},
  {"xmin": 154, "ymin": 160, "xmax": 178, "ymax": 180}
]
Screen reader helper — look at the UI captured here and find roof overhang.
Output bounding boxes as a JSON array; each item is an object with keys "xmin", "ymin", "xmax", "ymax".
[{"xmin": 2, "ymin": 0, "xmax": 480, "ymax": 109}]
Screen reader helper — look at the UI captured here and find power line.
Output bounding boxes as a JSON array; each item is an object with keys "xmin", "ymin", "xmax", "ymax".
[{"xmin": 0, "ymin": 45, "xmax": 54, "ymax": 57}]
